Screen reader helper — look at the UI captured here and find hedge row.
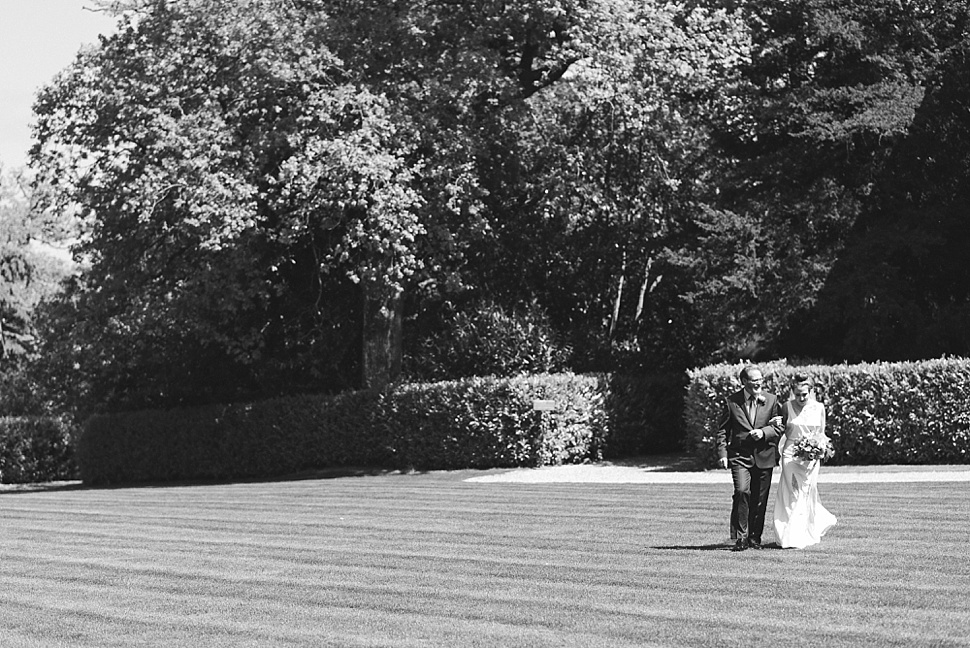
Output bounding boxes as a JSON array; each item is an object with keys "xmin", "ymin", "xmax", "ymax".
[
  {"xmin": 384, "ymin": 373, "xmax": 607, "ymax": 469},
  {"xmin": 0, "ymin": 417, "xmax": 78, "ymax": 484},
  {"xmin": 27, "ymin": 357, "xmax": 970, "ymax": 485},
  {"xmin": 684, "ymin": 357, "xmax": 970, "ymax": 467},
  {"xmin": 605, "ymin": 373, "xmax": 685, "ymax": 457},
  {"xmin": 78, "ymin": 390, "xmax": 383, "ymax": 485},
  {"xmin": 79, "ymin": 373, "xmax": 680, "ymax": 485}
]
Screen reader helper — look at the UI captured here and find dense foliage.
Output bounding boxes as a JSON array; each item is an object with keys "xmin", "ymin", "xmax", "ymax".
[
  {"xmin": 685, "ymin": 357, "xmax": 970, "ymax": 467},
  {"xmin": 27, "ymin": 0, "xmax": 751, "ymax": 411},
  {"xmin": 78, "ymin": 373, "xmax": 614, "ymax": 484},
  {"xmin": 383, "ymin": 373, "xmax": 609, "ymax": 470},
  {"xmin": 79, "ymin": 354, "xmax": 970, "ymax": 485},
  {"xmin": 674, "ymin": 0, "xmax": 970, "ymax": 363},
  {"xmin": 604, "ymin": 373, "xmax": 686, "ymax": 456},
  {"xmin": 787, "ymin": 40, "xmax": 970, "ymax": 361},
  {"xmin": 0, "ymin": 167, "xmax": 72, "ymax": 366},
  {"xmin": 405, "ymin": 299, "xmax": 570, "ymax": 381},
  {"xmin": 32, "ymin": 0, "xmax": 425, "ymax": 410},
  {"xmin": 78, "ymin": 389, "xmax": 384, "ymax": 484},
  {"xmin": 0, "ymin": 417, "xmax": 77, "ymax": 483},
  {"xmin": 16, "ymin": 0, "xmax": 970, "ymax": 416}
]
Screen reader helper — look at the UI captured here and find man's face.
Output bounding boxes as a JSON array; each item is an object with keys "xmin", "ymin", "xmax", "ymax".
[{"xmin": 743, "ymin": 370, "xmax": 764, "ymax": 398}]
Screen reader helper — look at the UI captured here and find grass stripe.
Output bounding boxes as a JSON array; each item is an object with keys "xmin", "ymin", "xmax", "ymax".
[{"xmin": 1, "ymin": 475, "xmax": 968, "ymax": 647}]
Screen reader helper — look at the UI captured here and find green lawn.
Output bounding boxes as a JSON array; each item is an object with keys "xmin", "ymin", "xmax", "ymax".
[{"xmin": 1, "ymin": 469, "xmax": 968, "ymax": 647}]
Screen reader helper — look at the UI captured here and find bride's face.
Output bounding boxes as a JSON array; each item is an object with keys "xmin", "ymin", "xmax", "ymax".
[{"xmin": 792, "ymin": 383, "xmax": 811, "ymax": 404}]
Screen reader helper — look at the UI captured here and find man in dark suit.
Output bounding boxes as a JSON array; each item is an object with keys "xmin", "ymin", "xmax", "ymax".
[{"xmin": 716, "ymin": 366, "xmax": 784, "ymax": 551}]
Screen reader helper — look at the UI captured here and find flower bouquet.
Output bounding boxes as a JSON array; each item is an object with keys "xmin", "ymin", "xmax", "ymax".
[{"xmin": 791, "ymin": 435, "xmax": 835, "ymax": 462}]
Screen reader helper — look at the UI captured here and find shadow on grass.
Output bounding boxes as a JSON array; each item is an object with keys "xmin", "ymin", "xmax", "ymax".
[
  {"xmin": 0, "ymin": 481, "xmax": 86, "ymax": 495},
  {"xmin": 652, "ymin": 543, "xmax": 735, "ymax": 551},
  {"xmin": 652, "ymin": 541, "xmax": 784, "ymax": 551},
  {"xmin": 0, "ymin": 465, "xmax": 405, "ymax": 494},
  {"xmin": 600, "ymin": 453, "xmax": 702, "ymax": 472},
  {"xmin": 0, "ymin": 453, "xmax": 703, "ymax": 494}
]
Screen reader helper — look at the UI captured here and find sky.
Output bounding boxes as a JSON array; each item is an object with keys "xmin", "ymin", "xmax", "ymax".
[{"xmin": 0, "ymin": 0, "xmax": 118, "ymax": 169}]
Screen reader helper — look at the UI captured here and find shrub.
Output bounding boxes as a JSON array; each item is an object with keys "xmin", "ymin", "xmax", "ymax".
[
  {"xmin": 407, "ymin": 299, "xmax": 570, "ymax": 380},
  {"xmin": 603, "ymin": 373, "xmax": 686, "ymax": 457},
  {"xmin": 0, "ymin": 366, "xmax": 49, "ymax": 416},
  {"xmin": 684, "ymin": 357, "xmax": 970, "ymax": 467},
  {"xmin": 382, "ymin": 373, "xmax": 608, "ymax": 470},
  {"xmin": 78, "ymin": 373, "xmax": 613, "ymax": 484},
  {"xmin": 79, "ymin": 390, "xmax": 386, "ymax": 485},
  {"xmin": 0, "ymin": 417, "xmax": 77, "ymax": 483}
]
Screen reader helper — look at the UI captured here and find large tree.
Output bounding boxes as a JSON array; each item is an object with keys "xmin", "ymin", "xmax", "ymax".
[
  {"xmin": 499, "ymin": 3, "xmax": 752, "ymax": 370},
  {"xmin": 323, "ymin": 0, "xmax": 752, "ymax": 371},
  {"xmin": 786, "ymin": 38, "xmax": 970, "ymax": 361},
  {"xmin": 32, "ymin": 0, "xmax": 759, "ymax": 412},
  {"xmin": 32, "ymin": 0, "xmax": 424, "ymax": 408},
  {"xmin": 668, "ymin": 0, "xmax": 970, "ymax": 363},
  {"xmin": 37, "ymin": 0, "xmax": 964, "ymax": 411}
]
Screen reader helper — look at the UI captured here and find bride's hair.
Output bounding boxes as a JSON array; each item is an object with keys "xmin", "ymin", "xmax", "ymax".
[
  {"xmin": 791, "ymin": 372, "xmax": 813, "ymax": 388},
  {"xmin": 790, "ymin": 372, "xmax": 825, "ymax": 402}
]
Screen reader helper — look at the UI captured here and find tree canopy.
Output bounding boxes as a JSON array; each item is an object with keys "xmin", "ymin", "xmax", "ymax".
[
  {"xmin": 0, "ymin": 166, "xmax": 73, "ymax": 361},
  {"xmin": 669, "ymin": 0, "xmax": 970, "ymax": 362},
  {"xmin": 22, "ymin": 0, "xmax": 970, "ymax": 412},
  {"xmin": 787, "ymin": 38, "xmax": 970, "ymax": 361},
  {"xmin": 32, "ymin": 0, "xmax": 429, "ymax": 406}
]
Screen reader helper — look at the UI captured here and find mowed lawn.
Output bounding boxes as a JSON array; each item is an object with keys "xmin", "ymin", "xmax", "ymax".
[{"xmin": 1, "ymin": 469, "xmax": 968, "ymax": 647}]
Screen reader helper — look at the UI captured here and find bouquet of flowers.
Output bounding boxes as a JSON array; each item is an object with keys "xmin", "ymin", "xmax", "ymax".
[{"xmin": 791, "ymin": 435, "xmax": 835, "ymax": 462}]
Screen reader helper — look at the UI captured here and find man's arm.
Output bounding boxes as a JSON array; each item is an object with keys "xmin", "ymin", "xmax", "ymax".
[
  {"xmin": 715, "ymin": 402, "xmax": 731, "ymax": 468},
  {"xmin": 761, "ymin": 398, "xmax": 785, "ymax": 441}
]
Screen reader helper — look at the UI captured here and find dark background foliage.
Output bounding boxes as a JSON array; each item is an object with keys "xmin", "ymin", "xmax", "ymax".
[
  {"xmin": 0, "ymin": 417, "xmax": 76, "ymax": 484},
  {"xmin": 0, "ymin": 0, "xmax": 965, "ymax": 422},
  {"xmin": 783, "ymin": 40, "xmax": 970, "ymax": 362}
]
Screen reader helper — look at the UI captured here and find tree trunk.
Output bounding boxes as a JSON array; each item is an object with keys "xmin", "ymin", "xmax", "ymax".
[
  {"xmin": 360, "ymin": 282, "xmax": 403, "ymax": 391},
  {"xmin": 609, "ymin": 252, "xmax": 626, "ymax": 340},
  {"xmin": 635, "ymin": 257, "xmax": 662, "ymax": 323}
]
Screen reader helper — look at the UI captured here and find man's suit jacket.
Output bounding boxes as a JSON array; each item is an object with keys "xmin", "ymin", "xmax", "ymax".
[{"xmin": 715, "ymin": 389, "xmax": 784, "ymax": 469}]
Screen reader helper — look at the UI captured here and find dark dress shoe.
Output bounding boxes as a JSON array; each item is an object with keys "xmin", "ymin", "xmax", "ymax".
[
  {"xmin": 732, "ymin": 540, "xmax": 747, "ymax": 552},
  {"xmin": 748, "ymin": 540, "xmax": 763, "ymax": 550}
]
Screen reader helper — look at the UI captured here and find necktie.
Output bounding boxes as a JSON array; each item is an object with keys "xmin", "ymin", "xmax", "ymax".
[{"xmin": 748, "ymin": 396, "xmax": 757, "ymax": 422}]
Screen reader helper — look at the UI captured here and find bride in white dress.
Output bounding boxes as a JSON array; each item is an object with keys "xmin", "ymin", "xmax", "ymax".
[{"xmin": 773, "ymin": 373, "xmax": 837, "ymax": 549}]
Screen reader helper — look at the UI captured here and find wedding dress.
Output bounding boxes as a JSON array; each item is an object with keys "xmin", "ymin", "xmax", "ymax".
[{"xmin": 773, "ymin": 399, "xmax": 837, "ymax": 549}]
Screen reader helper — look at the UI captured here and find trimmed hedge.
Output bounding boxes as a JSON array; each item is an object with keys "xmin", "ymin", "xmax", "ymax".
[
  {"xmin": 79, "ymin": 390, "xmax": 384, "ymax": 485},
  {"xmin": 383, "ymin": 373, "xmax": 609, "ymax": 470},
  {"xmin": 66, "ymin": 357, "xmax": 970, "ymax": 484},
  {"xmin": 0, "ymin": 417, "xmax": 78, "ymax": 484},
  {"xmin": 685, "ymin": 357, "xmax": 970, "ymax": 467},
  {"xmin": 80, "ymin": 373, "xmax": 651, "ymax": 484},
  {"xmin": 604, "ymin": 373, "xmax": 685, "ymax": 457}
]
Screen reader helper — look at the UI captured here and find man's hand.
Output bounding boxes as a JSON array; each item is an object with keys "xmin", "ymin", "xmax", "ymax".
[
  {"xmin": 750, "ymin": 427, "xmax": 764, "ymax": 441},
  {"xmin": 717, "ymin": 457, "xmax": 728, "ymax": 469}
]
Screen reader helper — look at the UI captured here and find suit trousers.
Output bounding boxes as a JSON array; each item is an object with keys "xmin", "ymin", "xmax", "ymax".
[{"xmin": 730, "ymin": 460, "xmax": 773, "ymax": 543}]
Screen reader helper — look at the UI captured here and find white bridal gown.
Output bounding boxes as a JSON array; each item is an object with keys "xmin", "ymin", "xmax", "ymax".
[{"xmin": 773, "ymin": 399, "xmax": 837, "ymax": 549}]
